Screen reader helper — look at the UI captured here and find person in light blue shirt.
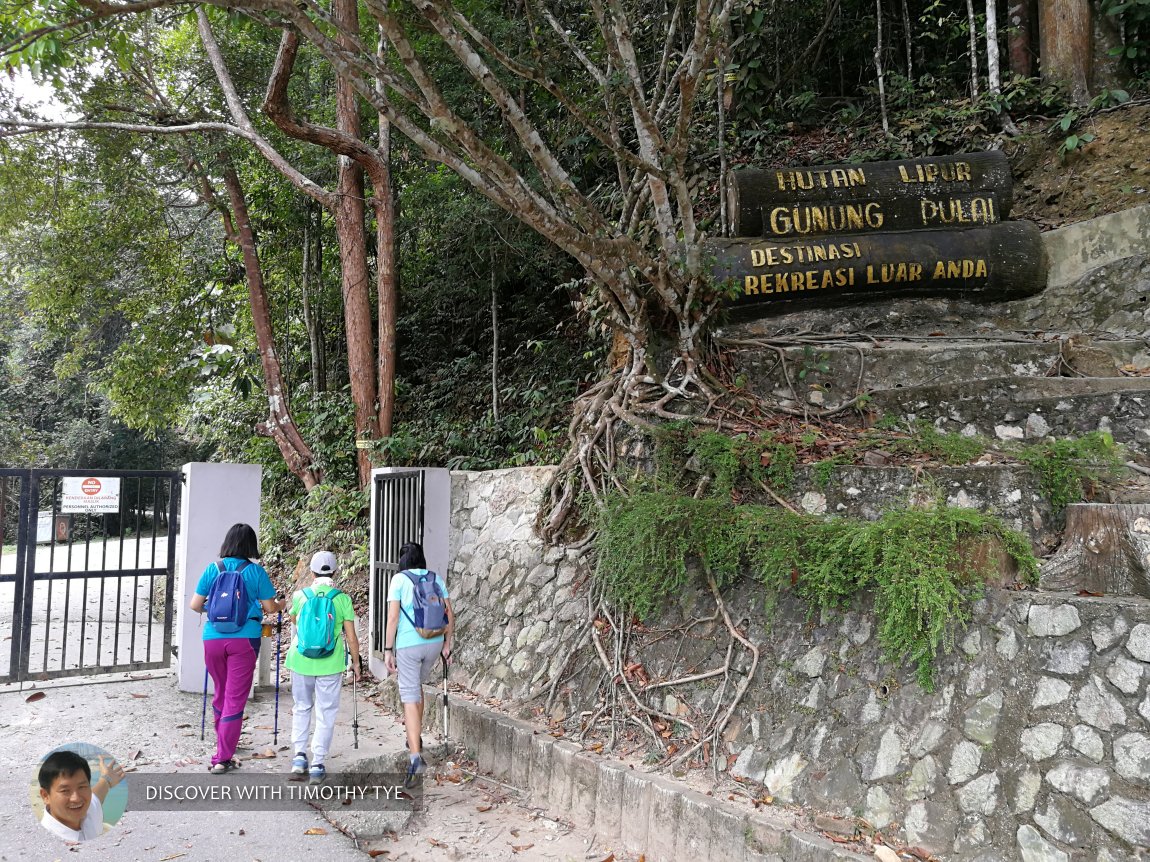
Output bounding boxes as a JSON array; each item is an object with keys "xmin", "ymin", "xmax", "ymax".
[
  {"xmin": 383, "ymin": 541, "xmax": 454, "ymax": 785},
  {"xmin": 190, "ymin": 523, "xmax": 287, "ymax": 773}
]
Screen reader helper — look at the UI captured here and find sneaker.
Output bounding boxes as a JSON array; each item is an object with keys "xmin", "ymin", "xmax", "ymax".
[
  {"xmin": 309, "ymin": 763, "xmax": 326, "ymax": 785},
  {"xmin": 403, "ymin": 756, "xmax": 425, "ymax": 789},
  {"xmin": 291, "ymin": 753, "xmax": 308, "ymax": 775}
]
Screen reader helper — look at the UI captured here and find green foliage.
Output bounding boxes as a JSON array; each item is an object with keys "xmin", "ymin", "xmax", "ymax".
[
  {"xmin": 260, "ymin": 484, "xmax": 370, "ymax": 584},
  {"xmin": 595, "ymin": 491, "xmax": 1038, "ymax": 689},
  {"xmin": 905, "ymin": 423, "xmax": 985, "ymax": 465},
  {"xmin": 651, "ymin": 424, "xmax": 797, "ymax": 496},
  {"xmin": 1101, "ymin": 0, "xmax": 1150, "ymax": 77},
  {"xmin": 1016, "ymin": 431, "xmax": 1125, "ymax": 513}
]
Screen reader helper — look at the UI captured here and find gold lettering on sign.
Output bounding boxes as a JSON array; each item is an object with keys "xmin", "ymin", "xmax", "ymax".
[
  {"xmin": 744, "ymin": 265, "xmax": 858, "ymax": 299},
  {"xmin": 865, "ymin": 262, "xmax": 923, "ymax": 285},
  {"xmin": 774, "ymin": 168, "xmax": 869, "ymax": 192},
  {"xmin": 931, "ymin": 259, "xmax": 989, "ymax": 279},
  {"xmin": 767, "ymin": 203, "xmax": 884, "ymax": 236},
  {"xmin": 898, "ymin": 161, "xmax": 974, "ymax": 183},
  {"xmin": 920, "ymin": 197, "xmax": 997, "ymax": 226},
  {"xmin": 749, "ymin": 242, "xmax": 863, "ymax": 269}
]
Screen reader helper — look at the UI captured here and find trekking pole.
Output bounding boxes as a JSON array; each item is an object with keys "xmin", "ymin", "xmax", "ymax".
[
  {"xmin": 273, "ymin": 608, "xmax": 282, "ymax": 746},
  {"xmin": 351, "ymin": 652, "xmax": 359, "ymax": 750},
  {"xmin": 200, "ymin": 665, "xmax": 208, "ymax": 742},
  {"xmin": 442, "ymin": 654, "xmax": 449, "ymax": 746}
]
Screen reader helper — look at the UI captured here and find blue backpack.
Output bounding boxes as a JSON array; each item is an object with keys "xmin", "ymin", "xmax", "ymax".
[
  {"xmin": 205, "ymin": 560, "xmax": 251, "ymax": 633},
  {"xmin": 296, "ymin": 586, "xmax": 343, "ymax": 659},
  {"xmin": 400, "ymin": 569, "xmax": 448, "ymax": 638}
]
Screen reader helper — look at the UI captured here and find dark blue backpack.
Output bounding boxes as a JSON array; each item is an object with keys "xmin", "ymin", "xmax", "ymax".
[
  {"xmin": 400, "ymin": 569, "xmax": 448, "ymax": 638},
  {"xmin": 205, "ymin": 560, "xmax": 251, "ymax": 633}
]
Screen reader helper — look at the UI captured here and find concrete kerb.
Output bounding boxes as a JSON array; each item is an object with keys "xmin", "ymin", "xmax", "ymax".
[{"xmin": 418, "ymin": 682, "xmax": 864, "ymax": 862}]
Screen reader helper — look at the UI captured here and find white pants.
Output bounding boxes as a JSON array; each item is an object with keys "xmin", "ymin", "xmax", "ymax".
[{"xmin": 291, "ymin": 672, "xmax": 343, "ymax": 764}]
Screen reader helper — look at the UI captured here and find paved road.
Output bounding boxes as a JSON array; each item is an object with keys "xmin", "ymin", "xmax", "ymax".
[{"xmin": 0, "ymin": 668, "xmax": 613, "ymax": 862}]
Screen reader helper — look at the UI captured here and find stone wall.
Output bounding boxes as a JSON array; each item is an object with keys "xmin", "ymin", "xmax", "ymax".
[{"xmin": 446, "ymin": 467, "xmax": 1150, "ymax": 860}]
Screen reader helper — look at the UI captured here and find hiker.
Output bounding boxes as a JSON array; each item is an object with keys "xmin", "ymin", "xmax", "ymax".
[
  {"xmin": 285, "ymin": 550, "xmax": 361, "ymax": 784},
  {"xmin": 38, "ymin": 749, "xmax": 124, "ymax": 842},
  {"xmin": 383, "ymin": 541, "xmax": 454, "ymax": 784},
  {"xmin": 189, "ymin": 523, "xmax": 287, "ymax": 774}
]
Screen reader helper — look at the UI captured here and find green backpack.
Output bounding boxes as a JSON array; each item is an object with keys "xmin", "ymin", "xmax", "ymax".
[{"xmin": 296, "ymin": 586, "xmax": 342, "ymax": 659}]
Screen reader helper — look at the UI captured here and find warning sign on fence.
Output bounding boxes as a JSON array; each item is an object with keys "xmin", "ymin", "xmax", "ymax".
[{"xmin": 61, "ymin": 477, "xmax": 121, "ymax": 513}]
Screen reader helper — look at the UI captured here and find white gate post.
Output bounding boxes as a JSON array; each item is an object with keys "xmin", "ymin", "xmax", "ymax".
[{"xmin": 175, "ymin": 463, "xmax": 263, "ymax": 693}]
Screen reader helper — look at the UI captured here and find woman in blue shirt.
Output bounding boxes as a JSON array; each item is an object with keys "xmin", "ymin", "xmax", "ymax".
[{"xmin": 189, "ymin": 523, "xmax": 287, "ymax": 773}]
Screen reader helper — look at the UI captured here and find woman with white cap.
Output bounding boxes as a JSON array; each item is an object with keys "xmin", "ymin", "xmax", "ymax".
[{"xmin": 285, "ymin": 550, "xmax": 361, "ymax": 784}]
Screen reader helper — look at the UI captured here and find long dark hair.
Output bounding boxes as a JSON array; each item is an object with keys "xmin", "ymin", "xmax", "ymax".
[
  {"xmin": 397, "ymin": 541, "xmax": 426, "ymax": 571},
  {"xmin": 219, "ymin": 523, "xmax": 261, "ymax": 560}
]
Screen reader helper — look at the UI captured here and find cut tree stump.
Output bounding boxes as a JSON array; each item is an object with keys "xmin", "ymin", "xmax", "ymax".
[{"xmin": 1040, "ymin": 503, "xmax": 1150, "ymax": 597}]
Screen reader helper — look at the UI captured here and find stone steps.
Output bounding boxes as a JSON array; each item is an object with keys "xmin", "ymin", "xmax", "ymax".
[
  {"xmin": 866, "ymin": 375, "xmax": 1150, "ymax": 454},
  {"xmin": 728, "ymin": 337, "xmax": 1150, "ymax": 407}
]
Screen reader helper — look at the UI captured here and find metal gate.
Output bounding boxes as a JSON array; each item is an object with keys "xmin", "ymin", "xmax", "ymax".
[
  {"xmin": 0, "ymin": 468, "xmax": 181, "ymax": 684},
  {"xmin": 371, "ymin": 470, "xmax": 424, "ymax": 661}
]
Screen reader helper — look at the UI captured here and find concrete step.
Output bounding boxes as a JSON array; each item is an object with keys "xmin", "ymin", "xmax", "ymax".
[
  {"xmin": 385, "ymin": 681, "xmax": 867, "ymax": 862},
  {"xmin": 866, "ymin": 374, "xmax": 1150, "ymax": 454},
  {"xmin": 726, "ymin": 336, "xmax": 1150, "ymax": 404}
]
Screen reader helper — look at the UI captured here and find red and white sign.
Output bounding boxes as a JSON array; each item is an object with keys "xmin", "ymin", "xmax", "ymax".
[{"xmin": 61, "ymin": 477, "xmax": 121, "ymax": 513}]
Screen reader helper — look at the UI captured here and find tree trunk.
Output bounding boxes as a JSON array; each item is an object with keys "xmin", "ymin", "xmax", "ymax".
[
  {"xmin": 334, "ymin": 0, "xmax": 380, "ymax": 487},
  {"xmin": 1040, "ymin": 503, "xmax": 1150, "ymax": 597},
  {"xmin": 491, "ymin": 251, "xmax": 500, "ymax": 422},
  {"xmin": 901, "ymin": 0, "xmax": 913, "ymax": 80},
  {"xmin": 1007, "ymin": 0, "xmax": 1034, "ymax": 77},
  {"xmin": 375, "ymin": 32, "xmax": 398, "ymax": 443},
  {"xmin": 966, "ymin": 0, "xmax": 981, "ymax": 98},
  {"xmin": 301, "ymin": 204, "xmax": 326, "ymax": 395},
  {"xmin": 1038, "ymin": 0, "xmax": 1093, "ymax": 104},
  {"xmin": 986, "ymin": 0, "xmax": 1003, "ymax": 96},
  {"xmin": 221, "ymin": 164, "xmax": 322, "ymax": 490},
  {"xmin": 875, "ymin": 0, "xmax": 890, "ymax": 134}
]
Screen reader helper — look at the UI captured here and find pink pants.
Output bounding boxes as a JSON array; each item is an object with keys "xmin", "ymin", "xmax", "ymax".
[{"xmin": 204, "ymin": 638, "xmax": 259, "ymax": 766}]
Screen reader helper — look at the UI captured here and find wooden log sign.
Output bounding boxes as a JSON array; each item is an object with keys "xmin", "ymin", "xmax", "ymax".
[
  {"xmin": 707, "ymin": 221, "xmax": 1047, "ymax": 309},
  {"xmin": 727, "ymin": 151, "xmax": 1013, "ymax": 239}
]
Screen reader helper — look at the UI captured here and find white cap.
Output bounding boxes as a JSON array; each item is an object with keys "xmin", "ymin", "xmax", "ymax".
[{"xmin": 310, "ymin": 551, "xmax": 338, "ymax": 575}]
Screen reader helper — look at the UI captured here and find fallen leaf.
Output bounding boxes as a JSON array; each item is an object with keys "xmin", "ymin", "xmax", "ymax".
[
  {"xmin": 1076, "ymin": 589, "xmax": 1103, "ymax": 597},
  {"xmin": 25, "ymin": 692, "xmax": 45, "ymax": 703},
  {"xmin": 237, "ymin": 829, "xmax": 245, "ymax": 836},
  {"xmin": 250, "ymin": 748, "xmax": 278, "ymax": 760},
  {"xmin": 367, "ymin": 852, "xmax": 389, "ymax": 859},
  {"xmin": 511, "ymin": 844, "xmax": 534, "ymax": 853},
  {"xmin": 428, "ymin": 838, "xmax": 449, "ymax": 848},
  {"xmin": 304, "ymin": 828, "xmax": 327, "ymax": 836},
  {"xmin": 903, "ymin": 847, "xmax": 935, "ymax": 861},
  {"xmin": 477, "ymin": 804, "xmax": 493, "ymax": 812},
  {"xmin": 158, "ymin": 855, "xmax": 186, "ymax": 861},
  {"xmin": 596, "ymin": 855, "xmax": 615, "ymax": 862},
  {"xmin": 175, "ymin": 723, "xmax": 191, "ymax": 729},
  {"xmin": 130, "ymin": 693, "xmax": 148, "ymax": 699}
]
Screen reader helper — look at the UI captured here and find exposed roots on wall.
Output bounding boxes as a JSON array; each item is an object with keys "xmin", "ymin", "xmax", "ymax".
[
  {"xmin": 538, "ymin": 333, "xmax": 880, "ymax": 542},
  {"xmin": 536, "ymin": 575, "xmax": 763, "ymax": 778}
]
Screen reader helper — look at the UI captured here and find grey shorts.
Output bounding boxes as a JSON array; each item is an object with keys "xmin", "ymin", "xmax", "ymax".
[{"xmin": 396, "ymin": 641, "xmax": 443, "ymax": 703}]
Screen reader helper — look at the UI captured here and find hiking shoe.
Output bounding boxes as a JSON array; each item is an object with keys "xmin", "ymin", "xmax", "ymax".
[
  {"xmin": 209, "ymin": 759, "xmax": 240, "ymax": 775},
  {"xmin": 403, "ymin": 756, "xmax": 425, "ymax": 789},
  {"xmin": 309, "ymin": 763, "xmax": 326, "ymax": 785},
  {"xmin": 291, "ymin": 753, "xmax": 308, "ymax": 775}
]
